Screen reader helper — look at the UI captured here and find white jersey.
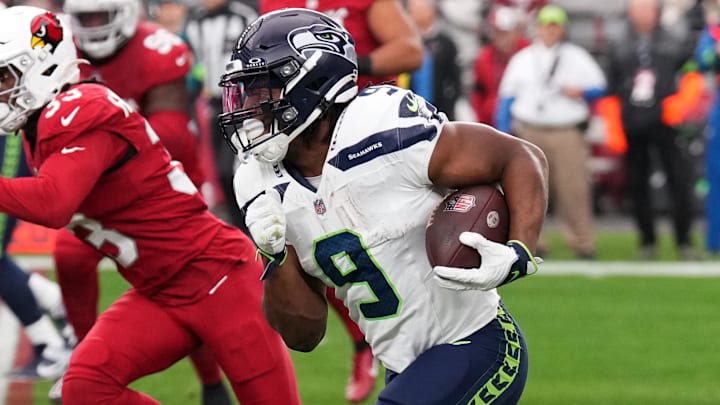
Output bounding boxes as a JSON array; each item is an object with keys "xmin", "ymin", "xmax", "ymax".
[{"xmin": 234, "ymin": 86, "xmax": 500, "ymax": 373}]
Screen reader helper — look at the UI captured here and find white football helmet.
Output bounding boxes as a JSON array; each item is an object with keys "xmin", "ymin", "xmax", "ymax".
[
  {"xmin": 0, "ymin": 6, "xmax": 82, "ymax": 133},
  {"xmin": 63, "ymin": 0, "xmax": 140, "ymax": 60}
]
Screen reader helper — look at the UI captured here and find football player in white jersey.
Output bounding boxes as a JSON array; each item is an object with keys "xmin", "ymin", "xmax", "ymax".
[{"xmin": 223, "ymin": 8, "xmax": 549, "ymax": 405}]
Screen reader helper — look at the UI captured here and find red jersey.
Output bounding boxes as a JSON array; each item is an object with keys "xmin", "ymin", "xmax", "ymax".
[
  {"xmin": 79, "ymin": 21, "xmax": 203, "ymax": 187},
  {"xmin": 261, "ymin": 0, "xmax": 394, "ymax": 88},
  {"xmin": 79, "ymin": 21, "xmax": 191, "ymax": 108},
  {"xmin": 0, "ymin": 83, "xmax": 253, "ymax": 301},
  {"xmin": 471, "ymin": 38, "xmax": 530, "ymax": 125}
]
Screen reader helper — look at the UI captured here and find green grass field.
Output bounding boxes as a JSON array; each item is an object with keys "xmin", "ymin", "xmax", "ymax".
[{"xmin": 32, "ymin": 230, "xmax": 720, "ymax": 404}]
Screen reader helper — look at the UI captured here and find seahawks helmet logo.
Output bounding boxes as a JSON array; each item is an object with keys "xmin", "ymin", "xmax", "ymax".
[{"xmin": 288, "ymin": 24, "xmax": 356, "ymax": 63}]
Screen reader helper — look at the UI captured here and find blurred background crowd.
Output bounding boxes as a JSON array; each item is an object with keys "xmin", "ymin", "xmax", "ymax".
[
  {"xmin": 0, "ymin": 1, "xmax": 717, "ymax": 403},
  {"xmin": 4, "ymin": 0, "xmax": 720, "ymax": 263}
]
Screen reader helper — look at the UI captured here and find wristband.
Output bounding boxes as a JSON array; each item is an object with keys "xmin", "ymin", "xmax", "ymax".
[
  {"xmin": 257, "ymin": 246, "xmax": 288, "ymax": 280},
  {"xmin": 498, "ymin": 240, "xmax": 539, "ymax": 287},
  {"xmin": 357, "ymin": 55, "xmax": 373, "ymax": 76}
]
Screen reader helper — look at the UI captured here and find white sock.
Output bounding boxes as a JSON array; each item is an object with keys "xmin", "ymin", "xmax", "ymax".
[
  {"xmin": 25, "ymin": 314, "xmax": 65, "ymax": 349},
  {"xmin": 28, "ymin": 273, "xmax": 65, "ymax": 319}
]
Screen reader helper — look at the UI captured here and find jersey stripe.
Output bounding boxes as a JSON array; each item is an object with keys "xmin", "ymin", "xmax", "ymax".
[{"xmin": 328, "ymin": 123, "xmax": 438, "ymax": 171}]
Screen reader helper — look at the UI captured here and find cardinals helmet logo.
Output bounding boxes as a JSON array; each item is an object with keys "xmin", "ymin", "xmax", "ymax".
[{"xmin": 30, "ymin": 12, "xmax": 63, "ymax": 53}]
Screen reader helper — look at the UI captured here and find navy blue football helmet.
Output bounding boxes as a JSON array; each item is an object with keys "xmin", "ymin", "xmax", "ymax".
[{"xmin": 218, "ymin": 8, "xmax": 359, "ymax": 163}]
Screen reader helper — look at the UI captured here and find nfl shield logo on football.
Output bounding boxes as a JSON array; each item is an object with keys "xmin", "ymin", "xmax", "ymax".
[
  {"xmin": 314, "ymin": 199, "xmax": 327, "ymax": 215},
  {"xmin": 443, "ymin": 194, "xmax": 476, "ymax": 213}
]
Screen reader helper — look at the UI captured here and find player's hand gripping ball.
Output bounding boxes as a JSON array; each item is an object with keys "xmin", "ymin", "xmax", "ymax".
[
  {"xmin": 427, "ymin": 185, "xmax": 541, "ymax": 290},
  {"xmin": 425, "ymin": 184, "xmax": 510, "ymax": 269}
]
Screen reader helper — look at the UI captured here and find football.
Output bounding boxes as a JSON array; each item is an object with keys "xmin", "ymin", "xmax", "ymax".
[{"xmin": 426, "ymin": 184, "xmax": 510, "ymax": 268}]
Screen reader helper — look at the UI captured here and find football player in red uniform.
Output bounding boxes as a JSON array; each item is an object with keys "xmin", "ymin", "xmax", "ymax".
[
  {"xmin": 259, "ymin": 0, "xmax": 423, "ymax": 401},
  {"xmin": 53, "ymin": 0, "xmax": 231, "ymax": 403},
  {"xmin": 0, "ymin": 6, "xmax": 301, "ymax": 405},
  {"xmin": 261, "ymin": 0, "xmax": 423, "ymax": 90}
]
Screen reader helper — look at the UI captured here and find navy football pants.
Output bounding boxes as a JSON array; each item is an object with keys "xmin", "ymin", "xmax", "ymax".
[{"xmin": 377, "ymin": 304, "xmax": 528, "ymax": 405}]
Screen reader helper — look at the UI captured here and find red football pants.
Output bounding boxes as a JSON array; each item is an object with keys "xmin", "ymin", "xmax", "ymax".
[
  {"xmin": 54, "ymin": 228, "xmax": 224, "ymax": 385},
  {"xmin": 61, "ymin": 256, "xmax": 300, "ymax": 404}
]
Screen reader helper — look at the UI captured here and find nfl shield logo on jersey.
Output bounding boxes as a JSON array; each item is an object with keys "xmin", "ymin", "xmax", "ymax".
[{"xmin": 313, "ymin": 199, "xmax": 327, "ymax": 215}]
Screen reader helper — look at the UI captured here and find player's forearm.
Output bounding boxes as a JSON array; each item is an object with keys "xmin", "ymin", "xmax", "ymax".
[
  {"xmin": 263, "ymin": 289, "xmax": 328, "ymax": 352},
  {"xmin": 366, "ymin": 37, "xmax": 424, "ymax": 76},
  {"xmin": 262, "ymin": 248, "xmax": 328, "ymax": 352},
  {"xmin": 501, "ymin": 141, "xmax": 549, "ymax": 253}
]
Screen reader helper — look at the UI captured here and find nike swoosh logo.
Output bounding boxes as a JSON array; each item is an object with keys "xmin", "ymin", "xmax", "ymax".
[
  {"xmin": 61, "ymin": 146, "xmax": 86, "ymax": 154},
  {"xmin": 175, "ymin": 54, "xmax": 187, "ymax": 66},
  {"xmin": 406, "ymin": 95, "xmax": 419, "ymax": 112},
  {"xmin": 60, "ymin": 106, "xmax": 80, "ymax": 127},
  {"xmin": 507, "ymin": 269, "xmax": 521, "ymax": 282}
]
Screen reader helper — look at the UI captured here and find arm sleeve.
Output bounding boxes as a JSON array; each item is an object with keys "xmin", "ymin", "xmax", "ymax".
[{"xmin": 0, "ymin": 132, "xmax": 128, "ymax": 228}]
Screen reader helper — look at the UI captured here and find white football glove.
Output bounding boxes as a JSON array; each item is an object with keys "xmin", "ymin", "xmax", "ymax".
[
  {"xmin": 245, "ymin": 188, "xmax": 288, "ymax": 279},
  {"xmin": 245, "ymin": 188, "xmax": 286, "ymax": 254},
  {"xmin": 433, "ymin": 232, "xmax": 541, "ymax": 291}
]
